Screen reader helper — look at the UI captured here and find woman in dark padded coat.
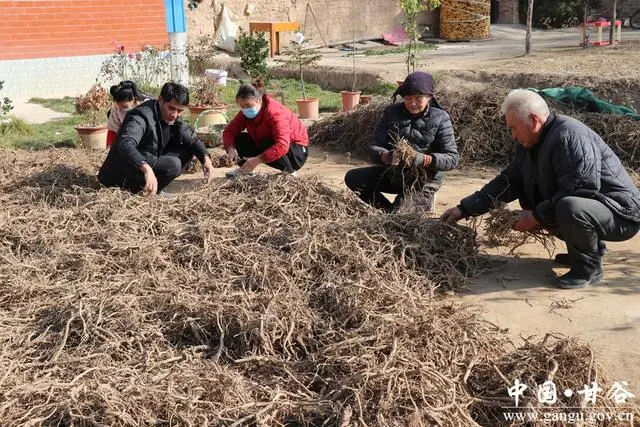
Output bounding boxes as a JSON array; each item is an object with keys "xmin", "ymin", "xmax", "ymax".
[{"xmin": 344, "ymin": 71, "xmax": 459, "ymax": 212}]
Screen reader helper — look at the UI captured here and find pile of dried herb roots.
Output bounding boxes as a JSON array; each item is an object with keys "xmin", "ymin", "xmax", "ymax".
[{"xmin": 0, "ymin": 148, "xmax": 635, "ymax": 425}]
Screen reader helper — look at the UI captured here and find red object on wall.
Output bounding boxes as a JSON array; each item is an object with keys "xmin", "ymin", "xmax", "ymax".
[{"xmin": 0, "ymin": 0, "xmax": 168, "ymax": 61}]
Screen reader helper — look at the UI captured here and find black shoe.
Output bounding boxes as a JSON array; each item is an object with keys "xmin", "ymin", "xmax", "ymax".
[
  {"xmin": 554, "ymin": 253, "xmax": 572, "ymax": 267},
  {"xmin": 556, "ymin": 267, "xmax": 603, "ymax": 289},
  {"xmin": 554, "ymin": 242, "xmax": 608, "ymax": 267}
]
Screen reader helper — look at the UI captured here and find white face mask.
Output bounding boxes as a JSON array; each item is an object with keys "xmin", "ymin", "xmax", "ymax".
[{"xmin": 241, "ymin": 106, "xmax": 261, "ymax": 119}]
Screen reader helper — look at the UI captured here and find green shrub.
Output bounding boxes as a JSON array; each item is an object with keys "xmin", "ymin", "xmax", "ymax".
[
  {"xmin": 0, "ymin": 81, "xmax": 13, "ymax": 116},
  {"xmin": 235, "ymin": 30, "xmax": 269, "ymax": 80}
]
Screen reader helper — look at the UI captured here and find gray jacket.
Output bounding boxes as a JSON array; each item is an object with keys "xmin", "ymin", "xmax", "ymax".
[
  {"xmin": 460, "ymin": 114, "xmax": 640, "ymax": 226},
  {"xmin": 369, "ymin": 102, "xmax": 459, "ymax": 188}
]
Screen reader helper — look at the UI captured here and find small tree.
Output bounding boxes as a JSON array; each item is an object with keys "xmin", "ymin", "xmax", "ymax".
[
  {"xmin": 276, "ymin": 35, "xmax": 322, "ymax": 101},
  {"xmin": 235, "ymin": 29, "xmax": 270, "ymax": 80},
  {"xmin": 399, "ymin": 0, "xmax": 441, "ymax": 74},
  {"xmin": 525, "ymin": 0, "xmax": 534, "ymax": 53},
  {"xmin": 351, "ymin": 27, "xmax": 358, "ymax": 92}
]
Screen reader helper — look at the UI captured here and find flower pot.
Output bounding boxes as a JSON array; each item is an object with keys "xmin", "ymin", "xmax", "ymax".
[
  {"xmin": 359, "ymin": 95, "xmax": 373, "ymax": 105},
  {"xmin": 75, "ymin": 125, "xmax": 108, "ymax": 150},
  {"xmin": 194, "ymin": 108, "xmax": 229, "ymax": 148},
  {"xmin": 189, "ymin": 105, "xmax": 228, "ymax": 127},
  {"xmin": 296, "ymin": 98, "xmax": 319, "ymax": 119},
  {"xmin": 340, "ymin": 91, "xmax": 361, "ymax": 112}
]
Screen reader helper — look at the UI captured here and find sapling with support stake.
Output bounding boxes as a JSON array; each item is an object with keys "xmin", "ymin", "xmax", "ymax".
[{"xmin": 399, "ymin": 0, "xmax": 441, "ymax": 74}]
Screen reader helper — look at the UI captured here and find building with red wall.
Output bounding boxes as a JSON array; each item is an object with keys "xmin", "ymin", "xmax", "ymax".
[{"xmin": 0, "ymin": 0, "xmax": 169, "ymax": 100}]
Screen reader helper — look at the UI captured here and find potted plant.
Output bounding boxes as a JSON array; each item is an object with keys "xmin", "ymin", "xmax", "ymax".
[
  {"xmin": 188, "ymin": 77, "xmax": 228, "ymax": 128},
  {"xmin": 341, "ymin": 28, "xmax": 361, "ymax": 111},
  {"xmin": 74, "ymin": 83, "xmax": 111, "ymax": 150},
  {"xmin": 276, "ymin": 33, "xmax": 322, "ymax": 119}
]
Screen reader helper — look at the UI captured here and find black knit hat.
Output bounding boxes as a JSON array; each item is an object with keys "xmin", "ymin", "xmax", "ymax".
[
  {"xmin": 397, "ymin": 71, "xmax": 435, "ymax": 97},
  {"xmin": 393, "ymin": 71, "xmax": 443, "ymax": 110}
]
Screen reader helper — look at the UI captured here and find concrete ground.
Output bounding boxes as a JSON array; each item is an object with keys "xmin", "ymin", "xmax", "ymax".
[{"xmin": 11, "ymin": 100, "xmax": 70, "ymax": 124}]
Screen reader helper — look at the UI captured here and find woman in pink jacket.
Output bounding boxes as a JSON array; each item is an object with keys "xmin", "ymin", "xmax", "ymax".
[{"xmin": 222, "ymin": 79, "xmax": 309, "ymax": 177}]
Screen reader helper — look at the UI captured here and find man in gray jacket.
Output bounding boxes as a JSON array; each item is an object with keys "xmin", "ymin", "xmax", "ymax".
[
  {"xmin": 98, "ymin": 82, "xmax": 214, "ymax": 196},
  {"xmin": 441, "ymin": 89, "xmax": 640, "ymax": 289}
]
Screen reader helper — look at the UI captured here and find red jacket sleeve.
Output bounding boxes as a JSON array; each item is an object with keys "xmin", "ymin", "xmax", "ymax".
[
  {"xmin": 260, "ymin": 110, "xmax": 291, "ymax": 163},
  {"xmin": 222, "ymin": 111, "xmax": 247, "ymax": 150}
]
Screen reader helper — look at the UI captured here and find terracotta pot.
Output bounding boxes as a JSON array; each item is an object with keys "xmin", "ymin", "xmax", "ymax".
[
  {"xmin": 296, "ymin": 98, "xmax": 319, "ymax": 119},
  {"xmin": 359, "ymin": 95, "xmax": 373, "ymax": 105},
  {"xmin": 340, "ymin": 91, "xmax": 361, "ymax": 112},
  {"xmin": 75, "ymin": 125, "xmax": 108, "ymax": 150}
]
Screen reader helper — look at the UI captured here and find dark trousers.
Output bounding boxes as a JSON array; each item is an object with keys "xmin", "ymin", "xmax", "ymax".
[
  {"xmin": 98, "ymin": 149, "xmax": 192, "ymax": 194},
  {"xmin": 234, "ymin": 133, "xmax": 308, "ymax": 173},
  {"xmin": 555, "ymin": 196, "xmax": 640, "ymax": 272},
  {"xmin": 344, "ymin": 165, "xmax": 436, "ymax": 212}
]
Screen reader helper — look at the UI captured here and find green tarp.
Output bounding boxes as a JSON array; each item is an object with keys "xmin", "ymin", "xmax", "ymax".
[{"xmin": 528, "ymin": 86, "xmax": 640, "ymax": 120}]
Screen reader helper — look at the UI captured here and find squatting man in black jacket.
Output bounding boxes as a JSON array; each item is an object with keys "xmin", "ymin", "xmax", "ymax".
[
  {"xmin": 98, "ymin": 82, "xmax": 215, "ymax": 196},
  {"xmin": 344, "ymin": 71, "xmax": 460, "ymax": 213},
  {"xmin": 441, "ymin": 89, "xmax": 640, "ymax": 289}
]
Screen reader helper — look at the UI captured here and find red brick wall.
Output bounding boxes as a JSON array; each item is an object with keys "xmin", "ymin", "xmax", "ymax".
[{"xmin": 0, "ymin": 0, "xmax": 168, "ymax": 60}]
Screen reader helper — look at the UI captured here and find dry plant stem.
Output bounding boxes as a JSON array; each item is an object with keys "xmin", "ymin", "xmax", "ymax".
[
  {"xmin": 0, "ymin": 148, "xmax": 635, "ymax": 425},
  {"xmin": 478, "ymin": 204, "xmax": 557, "ymax": 256},
  {"xmin": 308, "ymin": 85, "xmax": 640, "ymax": 171}
]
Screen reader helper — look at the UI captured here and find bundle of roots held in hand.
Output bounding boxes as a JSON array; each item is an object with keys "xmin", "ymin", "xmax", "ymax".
[
  {"xmin": 394, "ymin": 137, "xmax": 421, "ymax": 168},
  {"xmin": 0, "ymin": 148, "xmax": 636, "ymax": 426},
  {"xmin": 479, "ymin": 203, "xmax": 556, "ymax": 255}
]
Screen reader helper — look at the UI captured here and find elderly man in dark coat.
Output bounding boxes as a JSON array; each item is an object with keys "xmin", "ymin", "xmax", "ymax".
[
  {"xmin": 344, "ymin": 71, "xmax": 460, "ymax": 213},
  {"xmin": 441, "ymin": 89, "xmax": 640, "ymax": 289}
]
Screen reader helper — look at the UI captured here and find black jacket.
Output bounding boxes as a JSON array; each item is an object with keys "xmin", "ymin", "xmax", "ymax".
[
  {"xmin": 370, "ymin": 102, "xmax": 459, "ymax": 188},
  {"xmin": 99, "ymin": 100, "xmax": 209, "ymax": 174},
  {"xmin": 460, "ymin": 114, "xmax": 640, "ymax": 226}
]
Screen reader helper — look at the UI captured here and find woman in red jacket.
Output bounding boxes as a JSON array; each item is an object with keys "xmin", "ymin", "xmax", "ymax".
[{"xmin": 222, "ymin": 79, "xmax": 309, "ymax": 177}]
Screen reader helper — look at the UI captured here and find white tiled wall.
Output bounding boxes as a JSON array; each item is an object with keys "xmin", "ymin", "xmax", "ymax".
[{"xmin": 0, "ymin": 54, "xmax": 113, "ymax": 101}]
